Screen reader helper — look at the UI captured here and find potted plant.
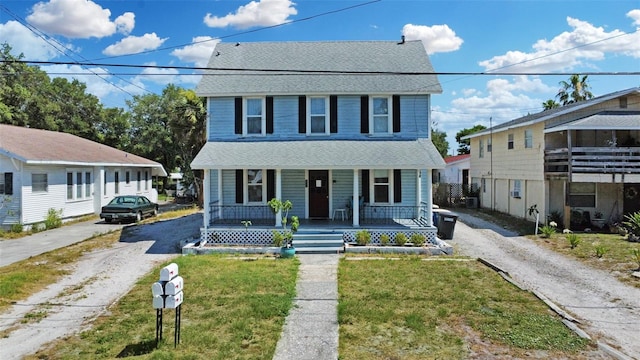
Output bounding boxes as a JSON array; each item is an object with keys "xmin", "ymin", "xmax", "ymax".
[{"xmin": 268, "ymin": 198, "xmax": 299, "ymax": 257}]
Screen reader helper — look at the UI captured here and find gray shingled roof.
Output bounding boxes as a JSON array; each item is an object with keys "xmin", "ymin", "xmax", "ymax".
[
  {"xmin": 195, "ymin": 40, "xmax": 442, "ymax": 97},
  {"xmin": 465, "ymin": 87, "xmax": 640, "ymax": 139},
  {"xmin": 191, "ymin": 139, "xmax": 445, "ymax": 170},
  {"xmin": 0, "ymin": 124, "xmax": 167, "ymax": 176}
]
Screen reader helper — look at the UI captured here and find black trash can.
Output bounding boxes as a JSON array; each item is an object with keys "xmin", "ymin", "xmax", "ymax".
[{"xmin": 437, "ymin": 212, "xmax": 458, "ymax": 240}]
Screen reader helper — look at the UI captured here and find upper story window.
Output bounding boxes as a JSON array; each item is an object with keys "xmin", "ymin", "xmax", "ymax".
[
  {"xmin": 371, "ymin": 96, "xmax": 392, "ymax": 134},
  {"xmin": 308, "ymin": 97, "xmax": 329, "ymax": 135},
  {"xmin": 524, "ymin": 129, "xmax": 533, "ymax": 148},
  {"xmin": 479, "ymin": 139, "xmax": 484, "ymax": 158},
  {"xmin": 32, "ymin": 173, "xmax": 48, "ymax": 193},
  {"xmin": 507, "ymin": 133, "xmax": 514, "ymax": 150},
  {"xmin": 245, "ymin": 98, "xmax": 265, "ymax": 136}
]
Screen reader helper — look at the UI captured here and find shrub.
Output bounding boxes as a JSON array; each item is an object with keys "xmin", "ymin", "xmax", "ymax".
[
  {"xmin": 31, "ymin": 222, "xmax": 46, "ymax": 233},
  {"xmin": 272, "ymin": 230, "xmax": 284, "ymax": 247},
  {"xmin": 355, "ymin": 229, "xmax": 371, "ymax": 246},
  {"xmin": 623, "ymin": 211, "xmax": 640, "ymax": 240},
  {"xmin": 631, "ymin": 248, "xmax": 640, "ymax": 271},
  {"xmin": 379, "ymin": 234, "xmax": 390, "ymax": 246},
  {"xmin": 44, "ymin": 208, "xmax": 63, "ymax": 230},
  {"xmin": 539, "ymin": 224, "xmax": 557, "ymax": 238},
  {"xmin": 593, "ymin": 243, "xmax": 609, "ymax": 258},
  {"xmin": 394, "ymin": 232, "xmax": 407, "ymax": 246},
  {"xmin": 410, "ymin": 233, "xmax": 426, "ymax": 247},
  {"xmin": 566, "ymin": 233, "xmax": 581, "ymax": 249},
  {"xmin": 10, "ymin": 223, "xmax": 23, "ymax": 233}
]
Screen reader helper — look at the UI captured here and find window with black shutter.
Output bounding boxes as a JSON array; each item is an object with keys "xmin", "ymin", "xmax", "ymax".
[
  {"xmin": 360, "ymin": 96, "xmax": 369, "ymax": 133},
  {"xmin": 330, "ymin": 95, "xmax": 338, "ymax": 133},
  {"xmin": 392, "ymin": 95, "xmax": 401, "ymax": 133},
  {"xmin": 235, "ymin": 169, "xmax": 243, "ymax": 204},
  {"xmin": 234, "ymin": 97, "xmax": 243, "ymax": 134},
  {"xmin": 298, "ymin": 96, "xmax": 306, "ymax": 133},
  {"xmin": 393, "ymin": 169, "xmax": 402, "ymax": 203}
]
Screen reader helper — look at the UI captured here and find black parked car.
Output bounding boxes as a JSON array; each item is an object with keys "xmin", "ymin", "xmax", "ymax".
[{"xmin": 100, "ymin": 195, "xmax": 158, "ymax": 223}]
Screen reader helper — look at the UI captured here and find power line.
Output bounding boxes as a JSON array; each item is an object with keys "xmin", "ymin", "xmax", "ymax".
[{"xmin": 90, "ymin": 0, "xmax": 382, "ymax": 61}]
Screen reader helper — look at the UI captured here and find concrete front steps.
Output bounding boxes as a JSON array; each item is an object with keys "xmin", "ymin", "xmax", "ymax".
[{"xmin": 292, "ymin": 232, "xmax": 345, "ymax": 254}]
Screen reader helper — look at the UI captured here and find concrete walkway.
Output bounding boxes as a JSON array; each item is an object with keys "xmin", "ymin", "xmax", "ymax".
[{"xmin": 272, "ymin": 254, "xmax": 340, "ymax": 360}]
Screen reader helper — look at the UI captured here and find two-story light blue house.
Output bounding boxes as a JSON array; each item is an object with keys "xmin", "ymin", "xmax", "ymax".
[{"xmin": 191, "ymin": 40, "xmax": 445, "ymax": 249}]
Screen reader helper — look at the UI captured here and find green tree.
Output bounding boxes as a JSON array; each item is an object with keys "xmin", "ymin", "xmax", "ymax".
[
  {"xmin": 542, "ymin": 99, "xmax": 560, "ymax": 110},
  {"xmin": 95, "ymin": 107, "xmax": 132, "ymax": 149},
  {"xmin": 556, "ymin": 74, "xmax": 594, "ymax": 105},
  {"xmin": 455, "ymin": 124, "xmax": 486, "ymax": 155},
  {"xmin": 431, "ymin": 129, "xmax": 449, "ymax": 158}
]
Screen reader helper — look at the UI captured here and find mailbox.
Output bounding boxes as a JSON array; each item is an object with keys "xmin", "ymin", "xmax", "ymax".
[
  {"xmin": 153, "ymin": 295, "xmax": 165, "ymax": 309},
  {"xmin": 160, "ymin": 263, "xmax": 179, "ymax": 281},
  {"xmin": 152, "ymin": 281, "xmax": 167, "ymax": 297},
  {"xmin": 165, "ymin": 291, "xmax": 184, "ymax": 309},
  {"xmin": 164, "ymin": 276, "xmax": 184, "ymax": 295}
]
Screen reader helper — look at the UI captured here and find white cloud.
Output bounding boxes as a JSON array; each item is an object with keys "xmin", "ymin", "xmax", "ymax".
[
  {"xmin": 41, "ymin": 64, "xmax": 133, "ymax": 100},
  {"xmin": 628, "ymin": 9, "xmax": 640, "ymax": 27},
  {"xmin": 171, "ymin": 36, "xmax": 220, "ymax": 68},
  {"xmin": 204, "ymin": 0, "xmax": 297, "ymax": 29},
  {"xmin": 103, "ymin": 33, "xmax": 168, "ymax": 56},
  {"xmin": 0, "ymin": 20, "xmax": 63, "ymax": 60},
  {"xmin": 26, "ymin": 0, "xmax": 135, "ymax": 39},
  {"xmin": 138, "ymin": 63, "xmax": 180, "ymax": 85},
  {"xmin": 402, "ymin": 23, "xmax": 463, "ymax": 54},
  {"xmin": 479, "ymin": 15, "xmax": 640, "ymax": 72}
]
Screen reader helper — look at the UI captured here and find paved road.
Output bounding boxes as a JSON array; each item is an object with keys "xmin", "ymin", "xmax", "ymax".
[{"xmin": 453, "ymin": 212, "xmax": 640, "ymax": 360}]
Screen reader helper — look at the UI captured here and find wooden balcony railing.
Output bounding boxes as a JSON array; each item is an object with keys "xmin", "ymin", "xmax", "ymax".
[{"xmin": 545, "ymin": 147, "xmax": 640, "ymax": 175}]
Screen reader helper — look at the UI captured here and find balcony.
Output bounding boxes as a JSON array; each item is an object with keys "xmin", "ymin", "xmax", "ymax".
[{"xmin": 545, "ymin": 147, "xmax": 640, "ymax": 178}]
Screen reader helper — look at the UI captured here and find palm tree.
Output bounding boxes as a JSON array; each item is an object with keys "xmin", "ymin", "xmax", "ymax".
[
  {"xmin": 542, "ymin": 99, "xmax": 560, "ymax": 110},
  {"xmin": 556, "ymin": 74, "xmax": 594, "ymax": 105}
]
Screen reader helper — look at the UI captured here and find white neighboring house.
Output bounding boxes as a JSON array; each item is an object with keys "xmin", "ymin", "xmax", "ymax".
[
  {"xmin": 0, "ymin": 124, "xmax": 167, "ymax": 229},
  {"xmin": 434, "ymin": 154, "xmax": 471, "ymax": 185}
]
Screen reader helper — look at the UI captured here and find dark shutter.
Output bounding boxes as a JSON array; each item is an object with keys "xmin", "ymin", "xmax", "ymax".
[
  {"xmin": 393, "ymin": 169, "xmax": 402, "ymax": 203},
  {"xmin": 361, "ymin": 169, "xmax": 370, "ymax": 203},
  {"xmin": 360, "ymin": 96, "xmax": 369, "ymax": 133},
  {"xmin": 235, "ymin": 169, "xmax": 243, "ymax": 204},
  {"xmin": 267, "ymin": 170, "xmax": 275, "ymax": 202},
  {"xmin": 298, "ymin": 96, "xmax": 306, "ymax": 134},
  {"xmin": 4, "ymin": 172, "xmax": 13, "ymax": 195},
  {"xmin": 330, "ymin": 95, "xmax": 338, "ymax": 133},
  {"xmin": 234, "ymin": 97, "xmax": 242, "ymax": 134},
  {"xmin": 392, "ymin": 95, "xmax": 401, "ymax": 133},
  {"xmin": 266, "ymin": 96, "xmax": 274, "ymax": 134}
]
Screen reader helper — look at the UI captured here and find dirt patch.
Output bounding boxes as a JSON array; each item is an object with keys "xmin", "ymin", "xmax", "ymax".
[{"xmin": 0, "ymin": 213, "xmax": 201, "ymax": 359}]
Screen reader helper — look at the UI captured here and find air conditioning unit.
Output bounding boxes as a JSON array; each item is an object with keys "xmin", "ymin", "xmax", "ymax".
[{"xmin": 510, "ymin": 191, "xmax": 521, "ymax": 198}]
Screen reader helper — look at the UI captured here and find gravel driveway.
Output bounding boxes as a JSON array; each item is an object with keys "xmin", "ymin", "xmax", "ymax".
[
  {"xmin": 0, "ymin": 213, "xmax": 202, "ymax": 360},
  {"xmin": 453, "ymin": 212, "xmax": 640, "ymax": 359}
]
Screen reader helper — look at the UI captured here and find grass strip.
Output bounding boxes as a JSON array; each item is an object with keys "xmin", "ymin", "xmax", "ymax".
[{"xmin": 338, "ymin": 257, "xmax": 590, "ymax": 359}]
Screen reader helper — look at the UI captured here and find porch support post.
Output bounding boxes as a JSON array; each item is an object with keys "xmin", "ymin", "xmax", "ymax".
[
  {"xmin": 424, "ymin": 169, "xmax": 434, "ymax": 227},
  {"xmin": 352, "ymin": 169, "xmax": 360, "ymax": 227},
  {"xmin": 275, "ymin": 168, "xmax": 282, "ymax": 227},
  {"xmin": 203, "ymin": 169, "xmax": 211, "ymax": 226}
]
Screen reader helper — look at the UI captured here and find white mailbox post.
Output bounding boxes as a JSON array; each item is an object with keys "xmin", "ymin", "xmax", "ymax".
[{"xmin": 152, "ymin": 263, "xmax": 183, "ymax": 347}]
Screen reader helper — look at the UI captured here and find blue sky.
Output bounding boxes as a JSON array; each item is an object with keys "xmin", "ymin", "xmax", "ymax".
[{"xmin": 1, "ymin": 0, "xmax": 639, "ymax": 154}]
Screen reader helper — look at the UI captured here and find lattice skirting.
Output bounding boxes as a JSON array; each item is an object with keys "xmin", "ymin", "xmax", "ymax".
[{"xmin": 200, "ymin": 228, "xmax": 438, "ymax": 246}]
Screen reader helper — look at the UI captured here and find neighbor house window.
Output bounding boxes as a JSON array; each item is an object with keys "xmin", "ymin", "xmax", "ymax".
[
  {"xmin": 245, "ymin": 98, "xmax": 265, "ymax": 135},
  {"xmin": 481, "ymin": 178, "xmax": 486, "ymax": 193},
  {"xmin": 511, "ymin": 179, "xmax": 522, "ymax": 198},
  {"xmin": 144, "ymin": 171, "xmax": 149, "ymax": 190},
  {"xmin": 507, "ymin": 133, "xmax": 514, "ymax": 150},
  {"xmin": 137, "ymin": 171, "xmax": 141, "ymax": 192},
  {"xmin": 373, "ymin": 169, "xmax": 390, "ymax": 203},
  {"xmin": 104, "ymin": 171, "xmax": 108, "ymax": 195},
  {"xmin": 67, "ymin": 172, "xmax": 73, "ymax": 200},
  {"xmin": 479, "ymin": 139, "xmax": 484, "ymax": 158},
  {"xmin": 76, "ymin": 172, "xmax": 83, "ymax": 199},
  {"xmin": 524, "ymin": 129, "xmax": 533, "ymax": 148},
  {"xmin": 32, "ymin": 173, "xmax": 48, "ymax": 192},
  {"xmin": 569, "ymin": 183, "xmax": 596, "ymax": 207},
  {"xmin": 308, "ymin": 97, "xmax": 329, "ymax": 134},
  {"xmin": 85, "ymin": 172, "xmax": 91, "ymax": 197},
  {"xmin": 115, "ymin": 171, "xmax": 120, "ymax": 194},
  {"xmin": 371, "ymin": 96, "xmax": 391, "ymax": 134},
  {"xmin": 247, "ymin": 169, "xmax": 264, "ymax": 203},
  {"xmin": 125, "ymin": 171, "xmax": 130, "ymax": 184},
  {"xmin": 487, "ymin": 137, "xmax": 492, "ymax": 152}
]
